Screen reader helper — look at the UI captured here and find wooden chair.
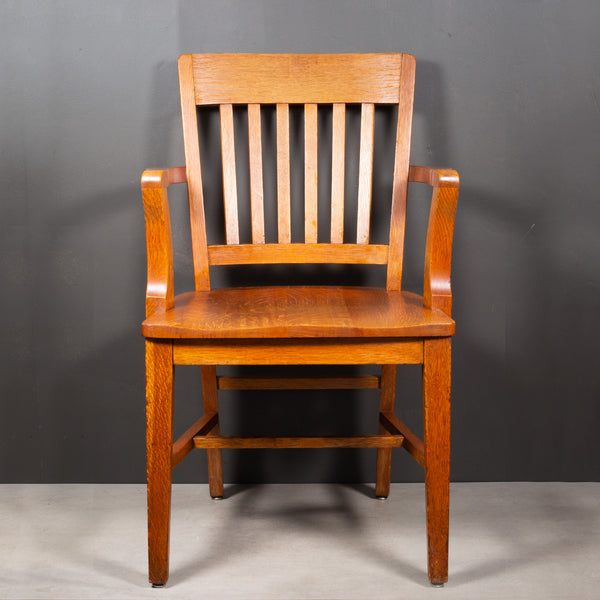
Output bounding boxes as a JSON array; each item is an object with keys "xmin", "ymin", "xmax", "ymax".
[{"xmin": 142, "ymin": 53, "xmax": 459, "ymax": 587}]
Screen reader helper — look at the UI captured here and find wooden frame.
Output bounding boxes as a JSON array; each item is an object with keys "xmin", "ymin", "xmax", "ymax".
[{"xmin": 142, "ymin": 53, "xmax": 459, "ymax": 588}]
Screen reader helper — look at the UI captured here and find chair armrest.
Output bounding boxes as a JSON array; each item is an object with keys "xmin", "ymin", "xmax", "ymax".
[
  {"xmin": 141, "ymin": 167, "xmax": 187, "ymax": 318},
  {"xmin": 408, "ymin": 165, "xmax": 459, "ymax": 317}
]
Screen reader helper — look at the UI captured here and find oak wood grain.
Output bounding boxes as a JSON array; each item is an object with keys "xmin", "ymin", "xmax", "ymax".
[
  {"xmin": 330, "ymin": 103, "xmax": 346, "ymax": 243},
  {"xmin": 375, "ymin": 364, "xmax": 396, "ymax": 497},
  {"xmin": 408, "ymin": 167, "xmax": 460, "ymax": 317},
  {"xmin": 276, "ymin": 103, "xmax": 291, "ymax": 243},
  {"xmin": 207, "ymin": 242, "xmax": 388, "ymax": 265},
  {"xmin": 248, "ymin": 104, "xmax": 265, "ymax": 244},
  {"xmin": 190, "ymin": 53, "xmax": 408, "ymax": 105},
  {"xmin": 201, "ymin": 366, "xmax": 224, "ymax": 498},
  {"xmin": 304, "ymin": 103, "xmax": 319, "ymax": 243},
  {"xmin": 141, "ymin": 170, "xmax": 177, "ymax": 318},
  {"xmin": 409, "ymin": 165, "xmax": 460, "ymax": 188},
  {"xmin": 146, "ymin": 339, "xmax": 174, "ymax": 586},
  {"xmin": 357, "ymin": 103, "xmax": 375, "ymax": 244},
  {"xmin": 219, "ymin": 103, "xmax": 239, "ymax": 245},
  {"xmin": 386, "ymin": 54, "xmax": 416, "ymax": 291},
  {"xmin": 193, "ymin": 433, "xmax": 404, "ymax": 449},
  {"xmin": 178, "ymin": 55, "xmax": 210, "ymax": 291},
  {"xmin": 171, "ymin": 412, "xmax": 217, "ymax": 469},
  {"xmin": 423, "ymin": 337, "xmax": 451, "ymax": 585},
  {"xmin": 142, "ymin": 287, "xmax": 454, "ymax": 339},
  {"xmin": 217, "ymin": 374, "xmax": 380, "ymax": 390},
  {"xmin": 380, "ymin": 411, "xmax": 425, "ymax": 467},
  {"xmin": 173, "ymin": 338, "xmax": 424, "ymax": 366}
]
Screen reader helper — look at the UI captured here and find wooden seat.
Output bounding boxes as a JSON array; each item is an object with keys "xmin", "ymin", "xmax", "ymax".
[
  {"xmin": 142, "ymin": 287, "xmax": 454, "ymax": 339},
  {"xmin": 142, "ymin": 53, "xmax": 459, "ymax": 587}
]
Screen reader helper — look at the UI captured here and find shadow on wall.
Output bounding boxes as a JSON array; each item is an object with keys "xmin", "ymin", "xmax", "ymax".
[
  {"xmin": 163, "ymin": 57, "xmax": 457, "ymax": 485},
  {"xmin": 9, "ymin": 51, "xmax": 597, "ymax": 484},
  {"xmin": 0, "ymin": 58, "xmax": 182, "ymax": 482},
  {"xmin": 415, "ymin": 58, "xmax": 600, "ymax": 482},
  {"xmin": 32, "ymin": 57, "xmax": 185, "ymax": 482},
  {"xmin": 451, "ymin": 178, "xmax": 600, "ymax": 481},
  {"xmin": 0, "ymin": 182, "xmax": 148, "ymax": 481}
]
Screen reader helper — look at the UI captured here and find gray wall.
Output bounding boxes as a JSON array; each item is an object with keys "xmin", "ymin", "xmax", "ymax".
[{"xmin": 2, "ymin": 1, "xmax": 599, "ymax": 483}]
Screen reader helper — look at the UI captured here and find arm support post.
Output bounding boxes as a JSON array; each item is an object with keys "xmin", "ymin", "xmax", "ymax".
[
  {"xmin": 141, "ymin": 167, "xmax": 187, "ymax": 318},
  {"xmin": 409, "ymin": 166, "xmax": 459, "ymax": 317}
]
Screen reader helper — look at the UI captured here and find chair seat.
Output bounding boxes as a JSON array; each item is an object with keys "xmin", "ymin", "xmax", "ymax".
[{"xmin": 142, "ymin": 286, "xmax": 455, "ymax": 339}]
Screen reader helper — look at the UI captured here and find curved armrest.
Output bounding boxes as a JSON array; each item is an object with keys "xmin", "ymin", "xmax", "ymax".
[
  {"xmin": 408, "ymin": 165, "xmax": 459, "ymax": 317},
  {"xmin": 141, "ymin": 167, "xmax": 187, "ymax": 318}
]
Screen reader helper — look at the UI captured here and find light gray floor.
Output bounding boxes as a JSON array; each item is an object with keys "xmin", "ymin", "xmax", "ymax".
[{"xmin": 0, "ymin": 483, "xmax": 598, "ymax": 599}]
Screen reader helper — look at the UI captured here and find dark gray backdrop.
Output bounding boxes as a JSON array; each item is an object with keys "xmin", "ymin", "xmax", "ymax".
[{"xmin": 2, "ymin": 1, "xmax": 599, "ymax": 483}]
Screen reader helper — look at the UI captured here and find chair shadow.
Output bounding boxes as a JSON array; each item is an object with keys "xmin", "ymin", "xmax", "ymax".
[
  {"xmin": 448, "ymin": 485, "xmax": 600, "ymax": 586},
  {"xmin": 169, "ymin": 483, "xmax": 428, "ymax": 587}
]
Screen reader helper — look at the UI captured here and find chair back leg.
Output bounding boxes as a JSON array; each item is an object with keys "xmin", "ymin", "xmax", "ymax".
[
  {"xmin": 375, "ymin": 365, "xmax": 397, "ymax": 498},
  {"xmin": 201, "ymin": 366, "xmax": 224, "ymax": 498}
]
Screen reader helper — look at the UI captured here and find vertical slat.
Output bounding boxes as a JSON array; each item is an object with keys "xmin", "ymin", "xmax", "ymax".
[
  {"xmin": 304, "ymin": 103, "xmax": 318, "ymax": 243},
  {"xmin": 178, "ymin": 54, "xmax": 210, "ymax": 290},
  {"xmin": 356, "ymin": 103, "xmax": 375, "ymax": 244},
  {"xmin": 247, "ymin": 104, "xmax": 265, "ymax": 244},
  {"xmin": 386, "ymin": 54, "xmax": 416, "ymax": 291},
  {"xmin": 276, "ymin": 103, "xmax": 291, "ymax": 243},
  {"xmin": 330, "ymin": 103, "xmax": 346, "ymax": 243},
  {"xmin": 219, "ymin": 104, "xmax": 239, "ymax": 245}
]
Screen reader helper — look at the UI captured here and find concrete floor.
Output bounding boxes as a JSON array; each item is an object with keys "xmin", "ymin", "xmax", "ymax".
[{"xmin": 0, "ymin": 483, "xmax": 598, "ymax": 599}]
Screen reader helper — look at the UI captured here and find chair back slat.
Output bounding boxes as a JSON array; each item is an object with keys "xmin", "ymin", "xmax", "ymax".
[
  {"xmin": 219, "ymin": 104, "xmax": 239, "ymax": 245},
  {"xmin": 179, "ymin": 53, "xmax": 416, "ymax": 288},
  {"xmin": 330, "ymin": 103, "xmax": 346, "ymax": 243},
  {"xmin": 191, "ymin": 53, "xmax": 404, "ymax": 104},
  {"xmin": 247, "ymin": 104, "xmax": 265, "ymax": 244},
  {"xmin": 356, "ymin": 103, "xmax": 375, "ymax": 244},
  {"xmin": 276, "ymin": 104, "xmax": 291, "ymax": 243},
  {"xmin": 208, "ymin": 243, "xmax": 388, "ymax": 265},
  {"xmin": 304, "ymin": 104, "xmax": 319, "ymax": 243}
]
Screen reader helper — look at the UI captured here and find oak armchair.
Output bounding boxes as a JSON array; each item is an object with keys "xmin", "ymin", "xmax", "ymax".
[{"xmin": 142, "ymin": 53, "xmax": 459, "ymax": 587}]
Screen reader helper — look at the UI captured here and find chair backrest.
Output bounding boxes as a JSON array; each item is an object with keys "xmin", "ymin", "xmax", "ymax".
[{"xmin": 178, "ymin": 53, "xmax": 416, "ymax": 292}]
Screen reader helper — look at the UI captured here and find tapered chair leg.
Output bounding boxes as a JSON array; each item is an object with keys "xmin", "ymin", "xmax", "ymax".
[
  {"xmin": 146, "ymin": 340, "xmax": 174, "ymax": 587},
  {"xmin": 375, "ymin": 365, "xmax": 397, "ymax": 498},
  {"xmin": 201, "ymin": 366, "xmax": 224, "ymax": 498},
  {"xmin": 422, "ymin": 338, "xmax": 451, "ymax": 586}
]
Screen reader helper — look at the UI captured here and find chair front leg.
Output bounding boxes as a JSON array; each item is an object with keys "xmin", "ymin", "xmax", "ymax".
[
  {"xmin": 146, "ymin": 339, "xmax": 174, "ymax": 587},
  {"xmin": 422, "ymin": 337, "xmax": 451, "ymax": 586},
  {"xmin": 375, "ymin": 365, "xmax": 397, "ymax": 498}
]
